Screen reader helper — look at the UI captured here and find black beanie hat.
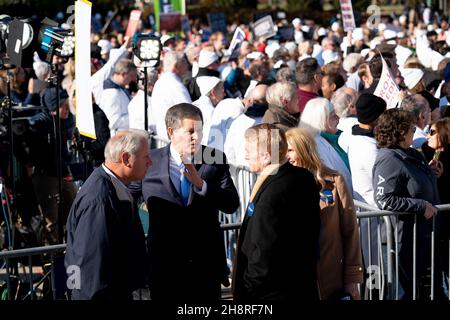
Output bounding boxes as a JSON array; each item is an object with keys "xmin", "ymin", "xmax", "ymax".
[
  {"xmin": 356, "ymin": 93, "xmax": 387, "ymax": 124},
  {"xmin": 41, "ymin": 86, "xmax": 69, "ymax": 112},
  {"xmin": 418, "ymin": 90, "xmax": 439, "ymax": 111}
]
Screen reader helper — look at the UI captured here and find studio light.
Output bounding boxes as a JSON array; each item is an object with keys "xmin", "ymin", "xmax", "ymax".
[{"xmin": 133, "ymin": 33, "xmax": 161, "ymax": 67}]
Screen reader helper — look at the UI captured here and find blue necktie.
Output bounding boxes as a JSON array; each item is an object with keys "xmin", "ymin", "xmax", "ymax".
[{"xmin": 180, "ymin": 164, "xmax": 191, "ymax": 206}]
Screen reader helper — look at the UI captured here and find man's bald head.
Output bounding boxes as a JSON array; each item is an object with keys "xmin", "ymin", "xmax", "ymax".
[{"xmin": 250, "ymin": 84, "xmax": 269, "ymax": 104}]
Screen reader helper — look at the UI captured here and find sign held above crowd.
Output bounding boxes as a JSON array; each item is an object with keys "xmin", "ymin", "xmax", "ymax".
[{"xmin": 373, "ymin": 54, "xmax": 400, "ymax": 109}]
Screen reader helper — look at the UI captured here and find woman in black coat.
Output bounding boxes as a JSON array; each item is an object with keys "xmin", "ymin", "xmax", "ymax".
[{"xmin": 233, "ymin": 123, "xmax": 321, "ymax": 301}]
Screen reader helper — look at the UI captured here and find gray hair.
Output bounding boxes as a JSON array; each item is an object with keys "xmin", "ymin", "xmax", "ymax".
[
  {"xmin": 265, "ymin": 81, "xmax": 297, "ymax": 108},
  {"xmin": 163, "ymin": 51, "xmax": 185, "ymax": 73},
  {"xmin": 276, "ymin": 67, "xmax": 296, "ymax": 82},
  {"xmin": 299, "ymin": 97, "xmax": 333, "ymax": 136},
  {"xmin": 400, "ymin": 94, "xmax": 429, "ymax": 122},
  {"xmin": 331, "ymin": 87, "xmax": 356, "ymax": 118},
  {"xmin": 113, "ymin": 59, "xmax": 136, "ymax": 75},
  {"xmin": 343, "ymin": 53, "xmax": 363, "ymax": 73},
  {"xmin": 104, "ymin": 129, "xmax": 149, "ymax": 162}
]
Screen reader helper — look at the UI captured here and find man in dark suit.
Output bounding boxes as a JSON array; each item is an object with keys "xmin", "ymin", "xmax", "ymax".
[
  {"xmin": 65, "ymin": 130, "xmax": 151, "ymax": 300},
  {"xmin": 233, "ymin": 123, "xmax": 321, "ymax": 301},
  {"xmin": 131, "ymin": 103, "xmax": 240, "ymax": 301}
]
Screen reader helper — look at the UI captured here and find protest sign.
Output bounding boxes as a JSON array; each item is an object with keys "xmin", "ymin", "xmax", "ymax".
[
  {"xmin": 226, "ymin": 26, "xmax": 246, "ymax": 57},
  {"xmin": 339, "ymin": 0, "xmax": 356, "ymax": 32},
  {"xmin": 373, "ymin": 55, "xmax": 400, "ymax": 109},
  {"xmin": 125, "ymin": 10, "xmax": 142, "ymax": 38},
  {"xmin": 253, "ymin": 15, "xmax": 277, "ymax": 39}
]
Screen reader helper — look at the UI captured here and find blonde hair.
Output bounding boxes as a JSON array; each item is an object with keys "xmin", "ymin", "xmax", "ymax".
[
  {"xmin": 285, "ymin": 128, "xmax": 338, "ymax": 188},
  {"xmin": 244, "ymin": 123, "xmax": 288, "ymax": 165}
]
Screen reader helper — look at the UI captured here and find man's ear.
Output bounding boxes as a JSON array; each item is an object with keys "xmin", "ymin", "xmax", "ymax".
[
  {"xmin": 331, "ymin": 83, "xmax": 336, "ymax": 92},
  {"xmin": 167, "ymin": 127, "xmax": 174, "ymax": 140},
  {"xmin": 121, "ymin": 152, "xmax": 131, "ymax": 167}
]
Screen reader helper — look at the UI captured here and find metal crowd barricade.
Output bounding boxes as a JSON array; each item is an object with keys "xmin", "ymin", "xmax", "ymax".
[
  {"xmin": 354, "ymin": 200, "xmax": 450, "ymax": 300},
  {"xmin": 354, "ymin": 200, "xmax": 394, "ymax": 300},
  {"xmin": 145, "ymin": 137, "xmax": 450, "ymax": 300},
  {"xmin": 219, "ymin": 165, "xmax": 257, "ymax": 274},
  {"xmin": 0, "ymin": 224, "xmax": 241, "ymax": 301},
  {"xmin": 0, "ymin": 244, "xmax": 66, "ymax": 300}
]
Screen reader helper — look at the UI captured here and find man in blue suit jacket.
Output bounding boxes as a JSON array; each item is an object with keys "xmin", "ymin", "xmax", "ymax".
[
  {"xmin": 65, "ymin": 130, "xmax": 151, "ymax": 300},
  {"xmin": 131, "ymin": 103, "xmax": 240, "ymax": 301}
]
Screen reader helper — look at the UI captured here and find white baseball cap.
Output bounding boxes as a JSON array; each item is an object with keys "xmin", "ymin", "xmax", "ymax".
[
  {"xmin": 401, "ymin": 68, "xmax": 424, "ymax": 90},
  {"xmin": 196, "ymin": 76, "xmax": 221, "ymax": 96},
  {"xmin": 198, "ymin": 50, "xmax": 219, "ymax": 68}
]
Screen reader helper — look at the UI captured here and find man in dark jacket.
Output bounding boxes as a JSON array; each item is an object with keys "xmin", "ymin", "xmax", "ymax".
[
  {"xmin": 27, "ymin": 86, "xmax": 77, "ymax": 245},
  {"xmin": 65, "ymin": 130, "xmax": 151, "ymax": 300},
  {"xmin": 130, "ymin": 103, "xmax": 240, "ymax": 301},
  {"xmin": 233, "ymin": 123, "xmax": 321, "ymax": 301}
]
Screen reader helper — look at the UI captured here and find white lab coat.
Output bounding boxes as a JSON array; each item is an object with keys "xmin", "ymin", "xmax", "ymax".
[
  {"xmin": 207, "ymin": 98, "xmax": 244, "ymax": 151},
  {"xmin": 193, "ymin": 95, "xmax": 215, "ymax": 145},
  {"xmin": 128, "ymin": 90, "xmax": 156, "ymax": 133},
  {"xmin": 337, "ymin": 117, "xmax": 359, "ymax": 153},
  {"xmin": 224, "ymin": 113, "xmax": 261, "ymax": 167},
  {"xmin": 346, "ymin": 134, "xmax": 378, "ymax": 206},
  {"xmin": 99, "ymin": 84, "xmax": 131, "ymax": 136},
  {"xmin": 151, "ymin": 72, "xmax": 192, "ymax": 140}
]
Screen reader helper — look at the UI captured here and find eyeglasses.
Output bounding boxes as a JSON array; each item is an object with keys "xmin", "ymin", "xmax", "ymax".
[{"xmin": 429, "ymin": 128, "xmax": 437, "ymax": 136}]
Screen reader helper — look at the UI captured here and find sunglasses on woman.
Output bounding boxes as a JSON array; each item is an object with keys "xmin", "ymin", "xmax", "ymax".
[{"xmin": 429, "ymin": 128, "xmax": 437, "ymax": 136}]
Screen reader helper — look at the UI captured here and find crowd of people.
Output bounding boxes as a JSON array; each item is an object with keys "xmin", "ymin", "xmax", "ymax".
[{"xmin": 1, "ymin": 3, "xmax": 450, "ymax": 301}]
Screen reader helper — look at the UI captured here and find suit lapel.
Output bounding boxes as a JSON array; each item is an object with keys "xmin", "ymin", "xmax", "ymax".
[{"xmin": 159, "ymin": 145, "xmax": 184, "ymax": 205}]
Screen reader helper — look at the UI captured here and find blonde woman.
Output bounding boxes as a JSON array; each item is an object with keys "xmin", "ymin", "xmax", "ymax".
[{"xmin": 285, "ymin": 128, "xmax": 363, "ymax": 300}]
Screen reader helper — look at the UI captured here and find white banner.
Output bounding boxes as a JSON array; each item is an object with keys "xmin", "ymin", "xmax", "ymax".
[
  {"xmin": 373, "ymin": 55, "xmax": 400, "ymax": 109},
  {"xmin": 75, "ymin": 0, "xmax": 96, "ymax": 139},
  {"xmin": 339, "ymin": 0, "xmax": 356, "ymax": 32}
]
